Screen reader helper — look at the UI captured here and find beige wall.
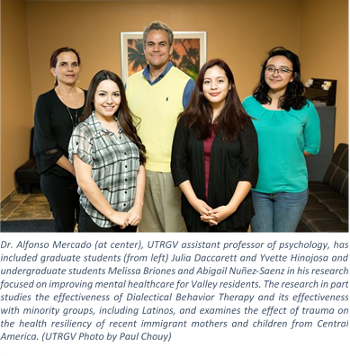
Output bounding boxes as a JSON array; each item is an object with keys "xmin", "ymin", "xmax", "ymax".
[
  {"xmin": 26, "ymin": 0, "xmax": 301, "ymax": 104},
  {"xmin": 299, "ymin": 0, "xmax": 348, "ymax": 148},
  {"xmin": 1, "ymin": 0, "xmax": 33, "ymax": 201},
  {"xmin": 1, "ymin": 0, "xmax": 348, "ymax": 201}
]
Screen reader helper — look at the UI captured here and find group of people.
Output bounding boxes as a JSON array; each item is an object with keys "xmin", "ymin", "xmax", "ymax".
[{"xmin": 33, "ymin": 21, "xmax": 321, "ymax": 233}]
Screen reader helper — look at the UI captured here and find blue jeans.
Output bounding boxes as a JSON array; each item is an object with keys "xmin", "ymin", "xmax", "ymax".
[{"xmin": 250, "ymin": 189, "xmax": 309, "ymax": 232}]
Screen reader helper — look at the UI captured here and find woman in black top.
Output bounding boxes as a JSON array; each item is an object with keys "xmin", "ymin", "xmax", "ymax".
[
  {"xmin": 33, "ymin": 47, "xmax": 86, "ymax": 232},
  {"xmin": 171, "ymin": 59, "xmax": 258, "ymax": 232}
]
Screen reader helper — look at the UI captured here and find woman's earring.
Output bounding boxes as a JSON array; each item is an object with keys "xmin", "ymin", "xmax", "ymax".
[{"xmin": 53, "ymin": 76, "xmax": 57, "ymax": 86}]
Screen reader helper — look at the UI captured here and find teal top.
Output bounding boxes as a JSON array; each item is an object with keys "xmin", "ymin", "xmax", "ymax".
[{"xmin": 242, "ymin": 96, "xmax": 321, "ymax": 193}]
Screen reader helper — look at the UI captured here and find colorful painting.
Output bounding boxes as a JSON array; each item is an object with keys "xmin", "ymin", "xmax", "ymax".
[{"xmin": 121, "ymin": 31, "xmax": 207, "ymax": 82}]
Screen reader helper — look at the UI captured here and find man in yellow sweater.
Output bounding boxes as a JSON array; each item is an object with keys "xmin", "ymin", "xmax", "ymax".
[{"xmin": 126, "ymin": 21, "xmax": 195, "ymax": 232}]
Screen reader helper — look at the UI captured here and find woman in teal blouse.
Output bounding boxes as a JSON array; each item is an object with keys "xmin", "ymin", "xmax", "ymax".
[{"xmin": 242, "ymin": 47, "xmax": 321, "ymax": 232}]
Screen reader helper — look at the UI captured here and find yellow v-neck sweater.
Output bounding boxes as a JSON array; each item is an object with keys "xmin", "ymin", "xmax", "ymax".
[{"xmin": 126, "ymin": 67, "xmax": 190, "ymax": 172}]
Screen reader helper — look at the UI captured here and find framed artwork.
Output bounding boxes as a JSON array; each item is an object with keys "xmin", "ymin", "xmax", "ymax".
[{"xmin": 120, "ymin": 31, "xmax": 207, "ymax": 82}]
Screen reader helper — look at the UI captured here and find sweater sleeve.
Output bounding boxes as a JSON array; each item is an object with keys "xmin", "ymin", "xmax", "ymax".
[
  {"xmin": 303, "ymin": 101, "xmax": 321, "ymax": 155},
  {"xmin": 33, "ymin": 93, "xmax": 64, "ymax": 174},
  {"xmin": 171, "ymin": 116, "xmax": 190, "ymax": 186},
  {"xmin": 238, "ymin": 118, "xmax": 259, "ymax": 187}
]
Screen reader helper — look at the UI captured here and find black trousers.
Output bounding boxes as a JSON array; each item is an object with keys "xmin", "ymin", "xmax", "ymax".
[
  {"xmin": 40, "ymin": 173, "xmax": 79, "ymax": 232},
  {"xmin": 79, "ymin": 205, "xmax": 137, "ymax": 233},
  {"xmin": 186, "ymin": 223, "xmax": 250, "ymax": 233}
]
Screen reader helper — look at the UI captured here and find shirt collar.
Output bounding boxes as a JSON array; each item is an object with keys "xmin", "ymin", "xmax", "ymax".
[
  {"xmin": 142, "ymin": 60, "xmax": 173, "ymax": 85},
  {"xmin": 90, "ymin": 111, "xmax": 122, "ymax": 134}
]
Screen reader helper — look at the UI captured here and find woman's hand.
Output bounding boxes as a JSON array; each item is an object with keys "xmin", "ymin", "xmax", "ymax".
[
  {"xmin": 202, "ymin": 182, "xmax": 252, "ymax": 226},
  {"xmin": 127, "ymin": 204, "xmax": 143, "ymax": 226},
  {"xmin": 179, "ymin": 181, "xmax": 212, "ymax": 217},
  {"xmin": 109, "ymin": 211, "xmax": 130, "ymax": 229},
  {"xmin": 193, "ymin": 198, "xmax": 212, "ymax": 217},
  {"xmin": 201, "ymin": 205, "xmax": 234, "ymax": 226}
]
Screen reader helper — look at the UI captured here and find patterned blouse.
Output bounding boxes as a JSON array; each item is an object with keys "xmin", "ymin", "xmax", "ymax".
[{"xmin": 69, "ymin": 112, "xmax": 140, "ymax": 228}]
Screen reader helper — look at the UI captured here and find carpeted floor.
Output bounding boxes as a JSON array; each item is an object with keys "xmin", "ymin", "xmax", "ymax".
[{"xmin": 0, "ymin": 219, "xmax": 55, "ymax": 233}]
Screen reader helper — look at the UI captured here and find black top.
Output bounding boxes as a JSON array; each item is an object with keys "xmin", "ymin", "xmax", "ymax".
[
  {"xmin": 171, "ymin": 115, "xmax": 259, "ymax": 231},
  {"xmin": 33, "ymin": 88, "xmax": 86, "ymax": 176}
]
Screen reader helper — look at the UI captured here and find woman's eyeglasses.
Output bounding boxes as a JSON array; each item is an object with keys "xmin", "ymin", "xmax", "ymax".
[{"xmin": 265, "ymin": 66, "xmax": 293, "ymax": 77}]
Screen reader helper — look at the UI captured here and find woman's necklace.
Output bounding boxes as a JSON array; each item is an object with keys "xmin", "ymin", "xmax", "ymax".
[
  {"xmin": 66, "ymin": 107, "xmax": 78, "ymax": 128},
  {"xmin": 56, "ymin": 87, "xmax": 79, "ymax": 128}
]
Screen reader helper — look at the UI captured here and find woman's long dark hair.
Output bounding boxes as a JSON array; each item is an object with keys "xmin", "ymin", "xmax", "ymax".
[
  {"xmin": 181, "ymin": 59, "xmax": 250, "ymax": 141},
  {"xmin": 80, "ymin": 70, "xmax": 146, "ymax": 165},
  {"xmin": 253, "ymin": 46, "xmax": 307, "ymax": 110}
]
